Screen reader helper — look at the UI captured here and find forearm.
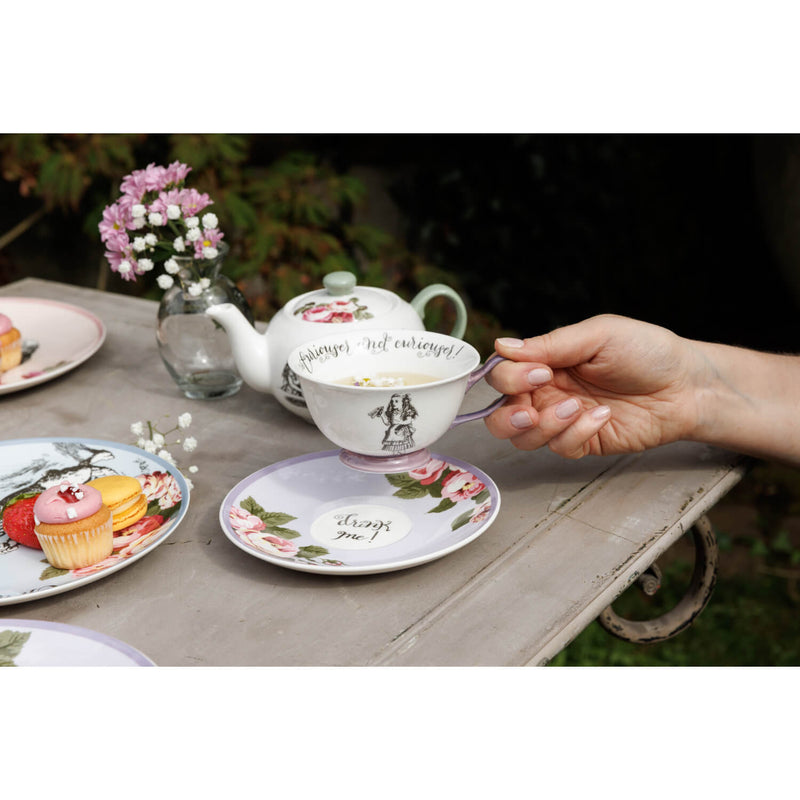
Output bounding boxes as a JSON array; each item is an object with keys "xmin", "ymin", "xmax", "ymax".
[{"xmin": 688, "ymin": 340, "xmax": 800, "ymax": 464}]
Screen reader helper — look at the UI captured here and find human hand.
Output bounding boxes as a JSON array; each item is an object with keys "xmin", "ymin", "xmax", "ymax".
[{"xmin": 485, "ymin": 314, "xmax": 704, "ymax": 458}]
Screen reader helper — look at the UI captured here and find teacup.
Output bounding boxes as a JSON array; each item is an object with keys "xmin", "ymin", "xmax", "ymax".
[{"xmin": 287, "ymin": 329, "xmax": 506, "ymax": 472}]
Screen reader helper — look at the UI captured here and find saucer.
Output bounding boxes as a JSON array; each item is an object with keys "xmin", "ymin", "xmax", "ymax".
[{"xmin": 219, "ymin": 450, "xmax": 500, "ymax": 575}]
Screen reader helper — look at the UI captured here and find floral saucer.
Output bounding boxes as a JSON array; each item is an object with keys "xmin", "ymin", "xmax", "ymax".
[
  {"xmin": 0, "ymin": 297, "xmax": 106, "ymax": 395},
  {"xmin": 219, "ymin": 450, "xmax": 500, "ymax": 575},
  {"xmin": 0, "ymin": 438, "xmax": 190, "ymax": 605},
  {"xmin": 0, "ymin": 619, "xmax": 155, "ymax": 666}
]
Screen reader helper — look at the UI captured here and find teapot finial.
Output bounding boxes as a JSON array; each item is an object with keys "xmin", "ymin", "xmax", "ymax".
[{"xmin": 323, "ymin": 271, "xmax": 357, "ymax": 296}]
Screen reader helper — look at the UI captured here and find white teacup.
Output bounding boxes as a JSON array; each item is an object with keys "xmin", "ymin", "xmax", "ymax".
[{"xmin": 287, "ymin": 329, "xmax": 505, "ymax": 472}]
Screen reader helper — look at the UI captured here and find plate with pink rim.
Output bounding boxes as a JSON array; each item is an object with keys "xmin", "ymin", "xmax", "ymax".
[
  {"xmin": 0, "ymin": 619, "xmax": 155, "ymax": 666},
  {"xmin": 0, "ymin": 297, "xmax": 106, "ymax": 395},
  {"xmin": 219, "ymin": 449, "xmax": 500, "ymax": 575},
  {"xmin": 0, "ymin": 438, "xmax": 190, "ymax": 605}
]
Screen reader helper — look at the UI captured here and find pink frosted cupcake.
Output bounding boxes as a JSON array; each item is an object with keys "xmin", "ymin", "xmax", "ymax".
[
  {"xmin": 33, "ymin": 482, "xmax": 113, "ymax": 569},
  {"xmin": 0, "ymin": 313, "xmax": 22, "ymax": 372}
]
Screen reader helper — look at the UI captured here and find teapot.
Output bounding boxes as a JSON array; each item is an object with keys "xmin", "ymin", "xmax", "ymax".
[{"xmin": 206, "ymin": 270, "xmax": 468, "ymax": 421}]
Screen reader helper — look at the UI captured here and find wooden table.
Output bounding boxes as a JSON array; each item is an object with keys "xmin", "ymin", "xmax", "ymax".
[{"xmin": 0, "ymin": 278, "xmax": 748, "ymax": 666}]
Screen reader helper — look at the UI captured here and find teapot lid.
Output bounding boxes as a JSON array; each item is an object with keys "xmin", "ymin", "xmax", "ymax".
[{"xmin": 285, "ymin": 271, "xmax": 398, "ymax": 323}]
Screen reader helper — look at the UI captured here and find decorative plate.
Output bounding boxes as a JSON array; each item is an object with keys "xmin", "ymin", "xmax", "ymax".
[
  {"xmin": 0, "ymin": 438, "xmax": 190, "ymax": 606},
  {"xmin": 0, "ymin": 619, "xmax": 155, "ymax": 666},
  {"xmin": 219, "ymin": 450, "xmax": 500, "ymax": 575},
  {"xmin": 0, "ymin": 297, "xmax": 106, "ymax": 395}
]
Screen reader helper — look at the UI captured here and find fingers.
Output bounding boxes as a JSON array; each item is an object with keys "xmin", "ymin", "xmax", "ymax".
[
  {"xmin": 485, "ymin": 359, "xmax": 553, "ymax": 395},
  {"xmin": 486, "ymin": 397, "xmax": 612, "ymax": 459}
]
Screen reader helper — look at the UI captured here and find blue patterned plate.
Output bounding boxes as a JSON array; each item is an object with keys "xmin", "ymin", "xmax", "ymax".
[{"xmin": 0, "ymin": 438, "xmax": 190, "ymax": 605}]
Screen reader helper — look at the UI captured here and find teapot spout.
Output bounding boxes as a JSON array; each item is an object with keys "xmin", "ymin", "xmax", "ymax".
[{"xmin": 206, "ymin": 302, "xmax": 273, "ymax": 394}]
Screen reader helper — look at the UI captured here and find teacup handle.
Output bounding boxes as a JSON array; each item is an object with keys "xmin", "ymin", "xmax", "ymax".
[
  {"xmin": 410, "ymin": 284, "xmax": 468, "ymax": 339},
  {"xmin": 450, "ymin": 355, "xmax": 507, "ymax": 428}
]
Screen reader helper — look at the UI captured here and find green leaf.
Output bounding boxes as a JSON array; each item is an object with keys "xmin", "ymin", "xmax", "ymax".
[
  {"xmin": 40, "ymin": 564, "xmax": 69, "ymax": 581},
  {"xmin": 0, "ymin": 630, "xmax": 31, "ymax": 666},
  {"xmin": 296, "ymin": 545, "xmax": 329, "ymax": 559},
  {"xmin": 267, "ymin": 525, "xmax": 301, "ymax": 540},
  {"xmin": 261, "ymin": 512, "xmax": 298, "ymax": 527},
  {"xmin": 239, "ymin": 497, "xmax": 296, "ymax": 527},
  {"xmin": 429, "ymin": 497, "xmax": 456, "ymax": 514},
  {"xmin": 393, "ymin": 484, "xmax": 430, "ymax": 500},
  {"xmin": 473, "ymin": 489, "xmax": 490, "ymax": 505},
  {"xmin": 385, "ymin": 472, "xmax": 414, "ymax": 488},
  {"xmin": 451, "ymin": 510, "xmax": 474, "ymax": 531}
]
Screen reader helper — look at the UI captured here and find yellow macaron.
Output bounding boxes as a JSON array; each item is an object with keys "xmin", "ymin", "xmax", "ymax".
[{"xmin": 88, "ymin": 475, "xmax": 148, "ymax": 532}]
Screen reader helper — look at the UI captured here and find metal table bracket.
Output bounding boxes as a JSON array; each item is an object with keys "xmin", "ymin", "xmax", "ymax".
[{"xmin": 597, "ymin": 515, "xmax": 718, "ymax": 644}]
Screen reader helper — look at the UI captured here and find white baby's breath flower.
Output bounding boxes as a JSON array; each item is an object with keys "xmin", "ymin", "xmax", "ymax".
[
  {"xmin": 202, "ymin": 246, "xmax": 218, "ymax": 259},
  {"xmin": 132, "ymin": 236, "xmax": 147, "ymax": 252},
  {"xmin": 157, "ymin": 448, "xmax": 177, "ymax": 465},
  {"xmin": 198, "ymin": 277, "xmax": 211, "ymax": 290},
  {"xmin": 118, "ymin": 260, "xmax": 132, "ymax": 275},
  {"xmin": 201, "ymin": 212, "xmax": 218, "ymax": 229},
  {"xmin": 174, "ymin": 236, "xmax": 186, "ymax": 253},
  {"xmin": 157, "ymin": 274, "xmax": 174, "ymax": 290},
  {"xmin": 130, "ymin": 413, "xmax": 201, "ymax": 488},
  {"xmin": 188, "ymin": 282, "xmax": 203, "ymax": 297},
  {"xmin": 131, "ymin": 216, "xmax": 146, "ymax": 230},
  {"xmin": 184, "ymin": 476, "xmax": 194, "ymax": 491},
  {"xmin": 185, "ymin": 216, "xmax": 200, "ymax": 228},
  {"xmin": 144, "ymin": 233, "xmax": 158, "ymax": 246},
  {"xmin": 167, "ymin": 204, "xmax": 181, "ymax": 220},
  {"xmin": 185, "ymin": 227, "xmax": 201, "ymax": 242},
  {"xmin": 131, "ymin": 204, "xmax": 146, "ymax": 218},
  {"xmin": 138, "ymin": 258, "xmax": 154, "ymax": 272},
  {"xmin": 164, "ymin": 258, "xmax": 179, "ymax": 275},
  {"xmin": 149, "ymin": 212, "xmax": 165, "ymax": 226}
]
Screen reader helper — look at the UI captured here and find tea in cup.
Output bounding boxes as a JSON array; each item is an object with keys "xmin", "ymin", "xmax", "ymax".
[{"xmin": 287, "ymin": 329, "xmax": 505, "ymax": 471}]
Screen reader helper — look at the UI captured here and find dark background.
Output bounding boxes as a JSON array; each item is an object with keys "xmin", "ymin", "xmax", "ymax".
[{"xmin": 2, "ymin": 133, "xmax": 799, "ymax": 353}]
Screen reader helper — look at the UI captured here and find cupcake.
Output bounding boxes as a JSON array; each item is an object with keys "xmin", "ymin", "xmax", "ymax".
[
  {"xmin": 88, "ymin": 475, "xmax": 148, "ymax": 531},
  {"xmin": 33, "ymin": 482, "xmax": 113, "ymax": 569},
  {"xmin": 0, "ymin": 313, "xmax": 22, "ymax": 372}
]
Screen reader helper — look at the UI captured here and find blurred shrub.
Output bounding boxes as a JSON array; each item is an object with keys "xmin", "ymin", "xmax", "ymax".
[{"xmin": 0, "ymin": 134, "xmax": 508, "ymax": 355}]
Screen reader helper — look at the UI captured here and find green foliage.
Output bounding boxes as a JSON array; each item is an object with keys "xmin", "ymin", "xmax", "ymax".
[
  {"xmin": 551, "ymin": 567, "xmax": 800, "ymax": 666},
  {"xmin": 553, "ymin": 463, "xmax": 800, "ymax": 666},
  {"xmin": 0, "ymin": 134, "xmax": 508, "ymax": 355}
]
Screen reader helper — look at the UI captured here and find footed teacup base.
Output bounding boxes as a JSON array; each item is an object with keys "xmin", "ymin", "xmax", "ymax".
[{"xmin": 338, "ymin": 448, "xmax": 432, "ymax": 474}]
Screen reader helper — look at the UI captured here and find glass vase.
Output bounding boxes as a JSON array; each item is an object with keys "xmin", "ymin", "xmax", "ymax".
[{"xmin": 156, "ymin": 243, "xmax": 254, "ymax": 400}]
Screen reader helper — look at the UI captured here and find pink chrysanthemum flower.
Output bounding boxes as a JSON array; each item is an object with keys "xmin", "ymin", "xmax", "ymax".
[
  {"xmin": 180, "ymin": 188, "xmax": 213, "ymax": 217},
  {"xmin": 99, "ymin": 161, "xmax": 226, "ymax": 290},
  {"xmin": 163, "ymin": 160, "xmax": 192, "ymax": 186},
  {"xmin": 193, "ymin": 226, "xmax": 225, "ymax": 259},
  {"xmin": 98, "ymin": 203, "xmax": 132, "ymax": 244}
]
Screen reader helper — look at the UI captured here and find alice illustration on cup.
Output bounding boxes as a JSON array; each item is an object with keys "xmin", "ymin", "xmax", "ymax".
[{"xmin": 368, "ymin": 393, "xmax": 419, "ymax": 453}]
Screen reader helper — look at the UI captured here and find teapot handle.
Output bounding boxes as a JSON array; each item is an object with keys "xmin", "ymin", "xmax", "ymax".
[{"xmin": 410, "ymin": 284, "xmax": 468, "ymax": 339}]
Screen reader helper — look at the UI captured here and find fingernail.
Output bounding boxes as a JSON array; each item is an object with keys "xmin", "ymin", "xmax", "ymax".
[
  {"xmin": 510, "ymin": 410, "xmax": 534, "ymax": 429},
  {"xmin": 497, "ymin": 337, "xmax": 525, "ymax": 348},
  {"xmin": 591, "ymin": 405, "xmax": 611, "ymax": 421},
  {"xmin": 555, "ymin": 398, "xmax": 580, "ymax": 419},
  {"xmin": 527, "ymin": 368, "xmax": 551, "ymax": 386}
]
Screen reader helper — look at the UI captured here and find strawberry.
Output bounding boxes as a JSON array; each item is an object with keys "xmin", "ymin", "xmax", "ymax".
[{"xmin": 2, "ymin": 495, "xmax": 42, "ymax": 550}]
